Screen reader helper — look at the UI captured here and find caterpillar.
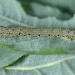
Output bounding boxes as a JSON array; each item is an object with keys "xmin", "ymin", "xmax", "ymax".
[{"xmin": 0, "ymin": 27, "xmax": 75, "ymax": 40}]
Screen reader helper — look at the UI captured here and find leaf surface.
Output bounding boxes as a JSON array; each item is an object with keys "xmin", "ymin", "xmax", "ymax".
[
  {"xmin": 0, "ymin": 0, "xmax": 75, "ymax": 28},
  {"xmin": 1, "ymin": 55, "xmax": 75, "ymax": 75},
  {"xmin": 0, "ymin": 0, "xmax": 75, "ymax": 75},
  {"xmin": 0, "ymin": 44, "xmax": 26, "ymax": 69}
]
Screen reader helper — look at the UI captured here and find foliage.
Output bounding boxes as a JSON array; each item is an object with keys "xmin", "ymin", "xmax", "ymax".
[{"xmin": 0, "ymin": 0, "xmax": 75, "ymax": 75}]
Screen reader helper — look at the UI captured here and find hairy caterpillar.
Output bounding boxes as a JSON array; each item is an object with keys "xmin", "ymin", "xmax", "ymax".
[{"xmin": 0, "ymin": 27, "xmax": 75, "ymax": 40}]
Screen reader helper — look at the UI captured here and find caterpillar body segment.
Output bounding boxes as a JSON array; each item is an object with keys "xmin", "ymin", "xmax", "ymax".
[{"xmin": 0, "ymin": 27, "xmax": 75, "ymax": 40}]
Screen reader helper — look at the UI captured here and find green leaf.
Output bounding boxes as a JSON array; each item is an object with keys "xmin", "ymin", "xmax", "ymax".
[
  {"xmin": 0, "ymin": 36, "xmax": 75, "ymax": 54},
  {"xmin": 0, "ymin": 0, "xmax": 75, "ymax": 75},
  {"xmin": 1, "ymin": 55, "xmax": 75, "ymax": 75},
  {"xmin": 0, "ymin": 0, "xmax": 31, "ymax": 27},
  {"xmin": 19, "ymin": 1, "xmax": 72, "ymax": 20},
  {"xmin": 0, "ymin": 0, "xmax": 75, "ymax": 28},
  {"xmin": 29, "ymin": 0, "xmax": 75, "ymax": 13},
  {"xmin": 0, "ymin": 44, "xmax": 26, "ymax": 69}
]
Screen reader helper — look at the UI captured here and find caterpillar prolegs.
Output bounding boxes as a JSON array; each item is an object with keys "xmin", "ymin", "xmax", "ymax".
[{"xmin": 0, "ymin": 27, "xmax": 75, "ymax": 40}]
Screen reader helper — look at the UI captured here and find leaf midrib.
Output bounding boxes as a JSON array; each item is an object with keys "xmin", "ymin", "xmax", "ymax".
[
  {"xmin": 0, "ymin": 15, "xmax": 31, "ymax": 27},
  {"xmin": 5, "ymin": 55, "xmax": 75, "ymax": 71}
]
